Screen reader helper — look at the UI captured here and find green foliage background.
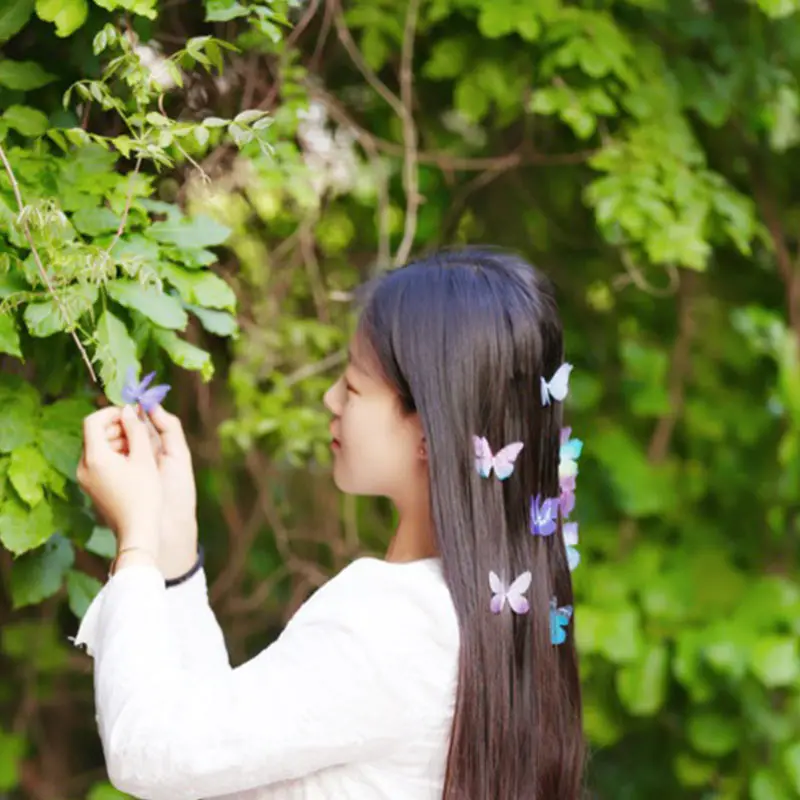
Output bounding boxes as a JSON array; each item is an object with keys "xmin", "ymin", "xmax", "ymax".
[{"xmin": 2, "ymin": 0, "xmax": 800, "ymax": 797}]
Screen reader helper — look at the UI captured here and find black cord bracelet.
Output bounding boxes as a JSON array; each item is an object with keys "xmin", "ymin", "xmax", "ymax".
[{"xmin": 164, "ymin": 544, "xmax": 205, "ymax": 588}]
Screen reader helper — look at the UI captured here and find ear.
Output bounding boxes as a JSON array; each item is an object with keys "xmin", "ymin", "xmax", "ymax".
[{"xmin": 418, "ymin": 436, "xmax": 428, "ymax": 461}]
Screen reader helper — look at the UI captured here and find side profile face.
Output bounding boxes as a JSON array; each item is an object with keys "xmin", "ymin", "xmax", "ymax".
[{"xmin": 323, "ymin": 337, "xmax": 425, "ymax": 503}]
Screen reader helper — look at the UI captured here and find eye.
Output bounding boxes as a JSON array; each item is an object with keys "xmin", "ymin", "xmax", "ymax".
[{"xmin": 344, "ymin": 378, "xmax": 357, "ymax": 394}]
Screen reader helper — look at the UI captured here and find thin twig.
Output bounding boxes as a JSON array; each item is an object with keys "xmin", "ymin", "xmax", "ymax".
[
  {"xmin": 329, "ymin": 0, "xmax": 405, "ymax": 120},
  {"xmin": 106, "ymin": 156, "xmax": 143, "ymax": 254},
  {"xmin": 298, "ymin": 221, "xmax": 330, "ymax": 322},
  {"xmin": 393, "ymin": 0, "xmax": 421, "ymax": 267},
  {"xmin": 613, "ymin": 248, "xmax": 680, "ymax": 297},
  {"xmin": 0, "ymin": 143, "xmax": 97, "ymax": 382},
  {"xmin": 283, "ymin": 348, "xmax": 346, "ymax": 388},
  {"xmin": 310, "ymin": 86, "xmax": 593, "ymax": 171}
]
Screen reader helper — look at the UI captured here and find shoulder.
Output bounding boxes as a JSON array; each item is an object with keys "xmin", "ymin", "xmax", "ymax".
[{"xmin": 289, "ymin": 557, "xmax": 459, "ymax": 661}]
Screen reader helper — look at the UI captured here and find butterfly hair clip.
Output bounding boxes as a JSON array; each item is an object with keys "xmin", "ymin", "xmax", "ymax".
[
  {"xmin": 563, "ymin": 521, "xmax": 580, "ymax": 572},
  {"xmin": 473, "ymin": 436, "xmax": 524, "ymax": 480},
  {"xmin": 541, "ymin": 363, "xmax": 573, "ymax": 406},
  {"xmin": 530, "ymin": 494, "xmax": 560, "ymax": 537},
  {"xmin": 489, "ymin": 570, "xmax": 532, "ymax": 615},
  {"xmin": 549, "ymin": 597, "xmax": 573, "ymax": 645}
]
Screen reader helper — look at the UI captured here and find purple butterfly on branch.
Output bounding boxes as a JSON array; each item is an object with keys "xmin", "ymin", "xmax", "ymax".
[{"xmin": 122, "ymin": 368, "xmax": 171, "ymax": 413}]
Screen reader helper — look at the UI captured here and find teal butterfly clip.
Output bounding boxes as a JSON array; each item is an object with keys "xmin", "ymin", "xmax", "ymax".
[{"xmin": 549, "ymin": 597, "xmax": 573, "ymax": 645}]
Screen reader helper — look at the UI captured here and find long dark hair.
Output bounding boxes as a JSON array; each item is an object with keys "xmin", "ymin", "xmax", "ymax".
[{"xmin": 357, "ymin": 247, "xmax": 584, "ymax": 799}]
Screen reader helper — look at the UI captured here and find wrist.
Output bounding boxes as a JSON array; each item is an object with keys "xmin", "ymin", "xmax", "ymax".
[
  {"xmin": 158, "ymin": 518, "xmax": 199, "ymax": 581},
  {"xmin": 111, "ymin": 545, "xmax": 159, "ymax": 577}
]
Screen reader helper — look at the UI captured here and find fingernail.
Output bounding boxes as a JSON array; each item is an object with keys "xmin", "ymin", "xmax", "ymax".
[{"xmin": 123, "ymin": 405, "xmax": 134, "ymax": 420}]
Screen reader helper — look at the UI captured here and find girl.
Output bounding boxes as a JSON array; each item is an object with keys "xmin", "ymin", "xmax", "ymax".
[{"xmin": 75, "ymin": 247, "xmax": 584, "ymax": 799}]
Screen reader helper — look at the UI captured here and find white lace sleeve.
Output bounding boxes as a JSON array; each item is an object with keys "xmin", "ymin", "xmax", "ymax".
[
  {"xmin": 73, "ymin": 564, "xmax": 421, "ymax": 800},
  {"xmin": 163, "ymin": 568, "xmax": 231, "ymax": 675}
]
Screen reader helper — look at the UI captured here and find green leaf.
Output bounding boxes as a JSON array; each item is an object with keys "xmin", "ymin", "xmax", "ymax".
[
  {"xmin": 687, "ymin": 712, "xmax": 740, "ymax": 756},
  {"xmin": 204, "ymin": 0, "xmax": 249, "ymax": 21},
  {"xmin": 0, "ymin": 496, "xmax": 54, "ymax": 555},
  {"xmin": 95, "ymin": 309, "xmax": 139, "ymax": 405},
  {"xmin": 149, "ymin": 214, "xmax": 232, "ymax": 249},
  {"xmin": 66, "ymin": 569, "xmax": 102, "ymax": 618},
  {"xmin": 755, "ymin": 0, "xmax": 800, "ymax": 19},
  {"xmin": 785, "ymin": 742, "xmax": 800, "ymax": 793},
  {"xmin": 750, "ymin": 636, "xmax": 800, "ymax": 687},
  {"xmin": 751, "ymin": 769, "xmax": 792, "ymax": 800},
  {"xmin": 85, "ymin": 525, "xmax": 117, "ymax": 558},
  {"xmin": 0, "ymin": 728, "xmax": 26, "ymax": 791},
  {"xmin": 23, "ymin": 284, "xmax": 97, "ymax": 338},
  {"xmin": 2, "ymin": 104, "xmax": 48, "ymax": 136},
  {"xmin": 0, "ymin": 314, "xmax": 22, "ymax": 359},
  {"xmin": 9, "ymin": 534, "xmax": 74, "ymax": 608},
  {"xmin": 0, "ymin": 0, "xmax": 34, "ymax": 43},
  {"xmin": 423, "ymin": 38, "xmax": 467, "ymax": 79},
  {"xmin": 187, "ymin": 304, "xmax": 239, "ymax": 337},
  {"xmin": 108, "ymin": 280, "xmax": 188, "ymax": 330},
  {"xmin": 72, "ymin": 206, "xmax": 120, "ymax": 236},
  {"xmin": 39, "ymin": 397, "xmax": 92, "ymax": 479},
  {"xmin": 615, "ymin": 642, "xmax": 668, "ymax": 715},
  {"xmin": 92, "ymin": 0, "xmax": 157, "ymax": 19},
  {"xmin": 0, "ymin": 377, "xmax": 39, "ymax": 453},
  {"xmin": 8, "ymin": 445, "xmax": 50, "ymax": 506},
  {"xmin": 35, "ymin": 0, "xmax": 88, "ymax": 36},
  {"xmin": 162, "ymin": 264, "xmax": 236, "ymax": 312},
  {"xmin": 0, "ymin": 60, "xmax": 56, "ymax": 90},
  {"xmin": 153, "ymin": 328, "xmax": 214, "ymax": 380}
]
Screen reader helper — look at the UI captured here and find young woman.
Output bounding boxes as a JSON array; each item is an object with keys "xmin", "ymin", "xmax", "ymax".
[{"xmin": 75, "ymin": 247, "xmax": 584, "ymax": 799}]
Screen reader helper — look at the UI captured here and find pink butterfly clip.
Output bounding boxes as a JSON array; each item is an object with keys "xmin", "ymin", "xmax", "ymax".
[
  {"xmin": 473, "ymin": 436, "xmax": 524, "ymax": 480},
  {"xmin": 489, "ymin": 570, "xmax": 532, "ymax": 614}
]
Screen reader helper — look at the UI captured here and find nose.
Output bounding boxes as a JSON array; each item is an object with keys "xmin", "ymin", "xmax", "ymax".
[{"xmin": 323, "ymin": 378, "xmax": 341, "ymax": 416}]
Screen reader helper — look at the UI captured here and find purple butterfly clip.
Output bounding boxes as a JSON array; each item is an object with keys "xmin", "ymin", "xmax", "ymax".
[
  {"xmin": 122, "ymin": 368, "xmax": 171, "ymax": 413},
  {"xmin": 530, "ymin": 494, "xmax": 559, "ymax": 537},
  {"xmin": 489, "ymin": 570, "xmax": 532, "ymax": 615}
]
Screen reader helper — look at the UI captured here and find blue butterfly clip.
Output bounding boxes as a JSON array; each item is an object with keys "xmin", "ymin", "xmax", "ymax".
[{"xmin": 549, "ymin": 597, "xmax": 573, "ymax": 645}]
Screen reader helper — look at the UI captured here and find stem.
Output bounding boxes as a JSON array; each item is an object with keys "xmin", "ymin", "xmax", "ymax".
[
  {"xmin": 106, "ymin": 156, "xmax": 143, "ymax": 254},
  {"xmin": 0, "ymin": 143, "xmax": 97, "ymax": 382}
]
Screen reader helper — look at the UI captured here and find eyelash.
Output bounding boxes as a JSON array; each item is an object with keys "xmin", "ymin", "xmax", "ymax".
[{"xmin": 344, "ymin": 378, "xmax": 356, "ymax": 394}]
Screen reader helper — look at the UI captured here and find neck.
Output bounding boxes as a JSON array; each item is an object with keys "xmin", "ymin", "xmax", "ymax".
[{"xmin": 386, "ymin": 486, "xmax": 438, "ymax": 563}]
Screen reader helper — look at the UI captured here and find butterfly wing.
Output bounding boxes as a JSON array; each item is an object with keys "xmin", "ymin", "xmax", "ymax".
[
  {"xmin": 493, "ymin": 442, "xmax": 524, "ymax": 480},
  {"xmin": 540, "ymin": 376, "xmax": 551, "ymax": 406},
  {"xmin": 489, "ymin": 571, "xmax": 505, "ymax": 614},
  {"xmin": 506, "ymin": 570, "xmax": 532, "ymax": 614},
  {"xmin": 567, "ymin": 546, "xmax": 581, "ymax": 572},
  {"xmin": 546, "ymin": 363, "xmax": 573, "ymax": 403},
  {"xmin": 560, "ymin": 439, "xmax": 583, "ymax": 461},
  {"xmin": 138, "ymin": 383, "xmax": 171, "ymax": 413},
  {"xmin": 474, "ymin": 436, "xmax": 494, "ymax": 478},
  {"xmin": 121, "ymin": 367, "xmax": 140, "ymax": 404},
  {"xmin": 563, "ymin": 521, "xmax": 579, "ymax": 546},
  {"xmin": 550, "ymin": 606, "xmax": 572, "ymax": 645}
]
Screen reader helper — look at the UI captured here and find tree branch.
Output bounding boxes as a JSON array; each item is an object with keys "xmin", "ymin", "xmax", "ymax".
[
  {"xmin": 393, "ymin": 0, "xmax": 421, "ymax": 266},
  {"xmin": 647, "ymin": 269, "xmax": 697, "ymax": 463}
]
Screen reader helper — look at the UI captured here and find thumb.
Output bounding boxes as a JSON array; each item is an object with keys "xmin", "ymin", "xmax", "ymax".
[{"xmin": 121, "ymin": 405, "xmax": 156, "ymax": 462}]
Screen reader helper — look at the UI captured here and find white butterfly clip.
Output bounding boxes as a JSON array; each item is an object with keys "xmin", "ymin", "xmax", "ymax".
[
  {"xmin": 489, "ymin": 570, "xmax": 532, "ymax": 614},
  {"xmin": 473, "ymin": 436, "xmax": 524, "ymax": 480},
  {"xmin": 541, "ymin": 363, "xmax": 573, "ymax": 406},
  {"xmin": 563, "ymin": 521, "xmax": 580, "ymax": 572}
]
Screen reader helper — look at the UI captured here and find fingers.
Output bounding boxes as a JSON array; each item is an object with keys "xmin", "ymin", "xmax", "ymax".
[
  {"xmin": 83, "ymin": 406, "xmax": 123, "ymax": 464},
  {"xmin": 148, "ymin": 404, "xmax": 190, "ymax": 457},
  {"xmin": 119, "ymin": 405, "xmax": 155, "ymax": 461}
]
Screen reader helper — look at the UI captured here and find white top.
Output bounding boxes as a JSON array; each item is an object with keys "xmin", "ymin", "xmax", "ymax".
[{"xmin": 73, "ymin": 557, "xmax": 459, "ymax": 800}]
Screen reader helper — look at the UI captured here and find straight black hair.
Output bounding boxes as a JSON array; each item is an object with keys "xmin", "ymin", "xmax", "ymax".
[{"xmin": 357, "ymin": 247, "xmax": 584, "ymax": 799}]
